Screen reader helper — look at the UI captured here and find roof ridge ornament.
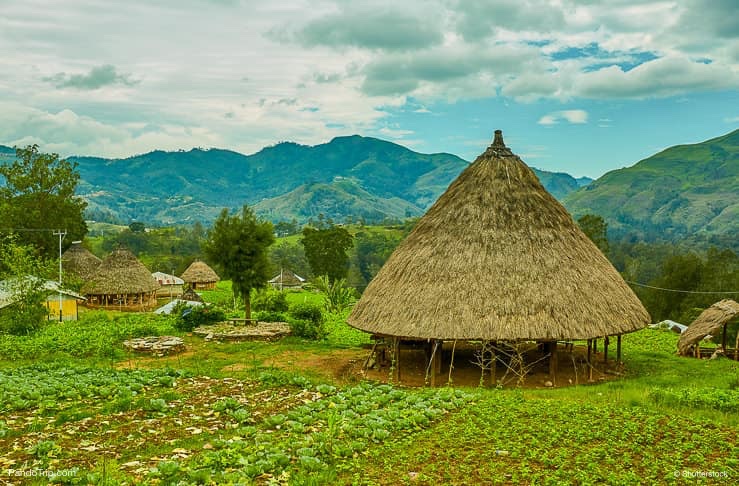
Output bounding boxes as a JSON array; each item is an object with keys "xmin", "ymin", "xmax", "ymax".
[{"xmin": 485, "ymin": 129, "xmax": 514, "ymax": 157}]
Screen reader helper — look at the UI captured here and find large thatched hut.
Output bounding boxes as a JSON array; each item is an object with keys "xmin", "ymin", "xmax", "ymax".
[
  {"xmin": 181, "ymin": 260, "xmax": 220, "ymax": 290},
  {"xmin": 677, "ymin": 299, "xmax": 739, "ymax": 359},
  {"xmin": 81, "ymin": 247, "xmax": 160, "ymax": 310},
  {"xmin": 269, "ymin": 268, "xmax": 306, "ymax": 290},
  {"xmin": 348, "ymin": 130, "xmax": 651, "ymax": 384},
  {"xmin": 62, "ymin": 241, "xmax": 102, "ymax": 282}
]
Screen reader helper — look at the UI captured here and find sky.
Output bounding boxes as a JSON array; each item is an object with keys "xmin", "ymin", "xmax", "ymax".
[{"xmin": 0, "ymin": 0, "xmax": 737, "ymax": 178}]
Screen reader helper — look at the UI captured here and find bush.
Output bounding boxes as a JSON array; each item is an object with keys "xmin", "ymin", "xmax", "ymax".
[
  {"xmin": 252, "ymin": 288, "xmax": 289, "ymax": 313},
  {"xmin": 289, "ymin": 302, "xmax": 324, "ymax": 326},
  {"xmin": 173, "ymin": 303, "xmax": 226, "ymax": 332},
  {"xmin": 287, "ymin": 318, "xmax": 326, "ymax": 340},
  {"xmin": 253, "ymin": 310, "xmax": 288, "ymax": 323}
]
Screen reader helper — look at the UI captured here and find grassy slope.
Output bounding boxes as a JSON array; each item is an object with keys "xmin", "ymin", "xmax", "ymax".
[
  {"xmin": 0, "ymin": 293, "xmax": 736, "ymax": 484},
  {"xmin": 564, "ymin": 129, "xmax": 739, "ymax": 240}
]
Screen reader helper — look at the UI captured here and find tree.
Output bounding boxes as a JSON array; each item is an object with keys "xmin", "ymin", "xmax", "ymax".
[
  {"xmin": 301, "ymin": 225, "xmax": 353, "ymax": 282},
  {"xmin": 577, "ymin": 214, "xmax": 609, "ymax": 255},
  {"xmin": 128, "ymin": 221, "xmax": 146, "ymax": 233},
  {"xmin": 269, "ymin": 241, "xmax": 310, "ymax": 278},
  {"xmin": 0, "ymin": 236, "xmax": 55, "ymax": 335},
  {"xmin": 202, "ymin": 205, "xmax": 274, "ymax": 319},
  {"xmin": 0, "ymin": 145, "xmax": 87, "ymax": 257}
]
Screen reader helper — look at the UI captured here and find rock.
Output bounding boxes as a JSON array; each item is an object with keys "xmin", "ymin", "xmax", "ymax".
[
  {"xmin": 544, "ymin": 380, "xmax": 553, "ymax": 387},
  {"xmin": 123, "ymin": 336, "xmax": 185, "ymax": 356}
]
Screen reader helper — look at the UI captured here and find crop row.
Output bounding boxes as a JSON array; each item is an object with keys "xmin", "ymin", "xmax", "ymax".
[{"xmin": 146, "ymin": 382, "xmax": 473, "ymax": 484}]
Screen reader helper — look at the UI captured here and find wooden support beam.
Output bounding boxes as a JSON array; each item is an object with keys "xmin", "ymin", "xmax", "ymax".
[
  {"xmin": 604, "ymin": 336, "xmax": 610, "ymax": 364},
  {"xmin": 392, "ymin": 337, "xmax": 400, "ymax": 383},
  {"xmin": 587, "ymin": 339, "xmax": 593, "ymax": 382},
  {"xmin": 548, "ymin": 341, "xmax": 558, "ymax": 384},
  {"xmin": 433, "ymin": 340, "xmax": 442, "ymax": 383},
  {"xmin": 616, "ymin": 335, "xmax": 622, "ymax": 363},
  {"xmin": 593, "ymin": 338, "xmax": 598, "ymax": 353},
  {"xmin": 490, "ymin": 345, "xmax": 496, "ymax": 386},
  {"xmin": 722, "ymin": 323, "xmax": 728, "ymax": 350}
]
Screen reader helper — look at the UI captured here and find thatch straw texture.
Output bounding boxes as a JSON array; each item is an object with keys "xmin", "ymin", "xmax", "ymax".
[
  {"xmin": 181, "ymin": 260, "xmax": 220, "ymax": 284},
  {"xmin": 62, "ymin": 242, "xmax": 102, "ymax": 281},
  {"xmin": 677, "ymin": 299, "xmax": 739, "ymax": 356},
  {"xmin": 81, "ymin": 247, "xmax": 159, "ymax": 295},
  {"xmin": 348, "ymin": 130, "xmax": 651, "ymax": 341}
]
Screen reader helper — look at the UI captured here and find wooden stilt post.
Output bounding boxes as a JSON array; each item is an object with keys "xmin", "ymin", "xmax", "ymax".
[
  {"xmin": 616, "ymin": 335, "xmax": 622, "ymax": 364},
  {"xmin": 604, "ymin": 336, "xmax": 610, "ymax": 364},
  {"xmin": 593, "ymin": 338, "xmax": 598, "ymax": 354},
  {"xmin": 434, "ymin": 340, "xmax": 442, "ymax": 385},
  {"xmin": 447, "ymin": 340, "xmax": 457, "ymax": 385},
  {"xmin": 490, "ymin": 344, "xmax": 497, "ymax": 386},
  {"xmin": 392, "ymin": 337, "xmax": 400, "ymax": 383},
  {"xmin": 587, "ymin": 339, "xmax": 593, "ymax": 382},
  {"xmin": 722, "ymin": 324, "xmax": 727, "ymax": 350},
  {"xmin": 548, "ymin": 341, "xmax": 558, "ymax": 384}
]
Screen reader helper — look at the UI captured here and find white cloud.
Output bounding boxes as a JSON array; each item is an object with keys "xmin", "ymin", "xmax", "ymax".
[{"xmin": 538, "ymin": 110, "xmax": 589, "ymax": 125}]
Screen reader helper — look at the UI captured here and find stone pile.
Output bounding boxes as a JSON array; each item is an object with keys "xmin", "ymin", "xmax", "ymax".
[{"xmin": 123, "ymin": 336, "xmax": 186, "ymax": 356}]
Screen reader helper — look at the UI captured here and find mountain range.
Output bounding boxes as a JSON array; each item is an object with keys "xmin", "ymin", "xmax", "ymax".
[
  {"xmin": 564, "ymin": 129, "xmax": 738, "ymax": 244},
  {"xmin": 0, "ymin": 136, "xmax": 591, "ymax": 225},
  {"xmin": 1, "ymin": 128, "xmax": 737, "ymax": 246}
]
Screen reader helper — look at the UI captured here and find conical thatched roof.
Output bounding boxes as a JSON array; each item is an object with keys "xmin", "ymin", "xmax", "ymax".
[
  {"xmin": 181, "ymin": 287, "xmax": 203, "ymax": 302},
  {"xmin": 81, "ymin": 247, "xmax": 159, "ymax": 295},
  {"xmin": 348, "ymin": 130, "xmax": 651, "ymax": 341},
  {"xmin": 269, "ymin": 269, "xmax": 306, "ymax": 287},
  {"xmin": 180, "ymin": 260, "xmax": 220, "ymax": 284},
  {"xmin": 62, "ymin": 241, "xmax": 102, "ymax": 281},
  {"xmin": 677, "ymin": 299, "xmax": 739, "ymax": 356}
]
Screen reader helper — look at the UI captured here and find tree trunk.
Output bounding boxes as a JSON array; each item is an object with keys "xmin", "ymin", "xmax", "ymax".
[{"xmin": 244, "ymin": 291, "xmax": 251, "ymax": 319}]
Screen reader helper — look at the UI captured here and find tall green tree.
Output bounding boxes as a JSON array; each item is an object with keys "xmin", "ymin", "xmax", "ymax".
[
  {"xmin": 301, "ymin": 225, "xmax": 353, "ymax": 282},
  {"xmin": 0, "ymin": 145, "xmax": 87, "ymax": 257},
  {"xmin": 0, "ymin": 236, "xmax": 55, "ymax": 335},
  {"xmin": 202, "ymin": 205, "xmax": 274, "ymax": 318},
  {"xmin": 577, "ymin": 214, "xmax": 609, "ymax": 255}
]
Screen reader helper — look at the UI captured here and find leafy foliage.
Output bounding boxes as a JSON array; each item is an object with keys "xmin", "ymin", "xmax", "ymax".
[
  {"xmin": 0, "ymin": 311, "xmax": 177, "ymax": 360},
  {"xmin": 312, "ymin": 275, "xmax": 355, "ymax": 313},
  {"xmin": 172, "ymin": 303, "xmax": 226, "ymax": 332},
  {"xmin": 0, "ymin": 145, "xmax": 87, "ymax": 257},
  {"xmin": 577, "ymin": 213, "xmax": 609, "ymax": 254},
  {"xmin": 252, "ymin": 288, "xmax": 289, "ymax": 313},
  {"xmin": 203, "ymin": 205, "xmax": 275, "ymax": 318},
  {"xmin": 301, "ymin": 224, "xmax": 353, "ymax": 282}
]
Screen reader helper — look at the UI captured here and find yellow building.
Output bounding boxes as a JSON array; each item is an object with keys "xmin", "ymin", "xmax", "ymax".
[{"xmin": 0, "ymin": 278, "xmax": 86, "ymax": 322}]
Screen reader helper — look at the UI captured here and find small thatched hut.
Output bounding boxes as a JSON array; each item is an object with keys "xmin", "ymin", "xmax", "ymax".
[
  {"xmin": 677, "ymin": 299, "xmax": 739, "ymax": 358},
  {"xmin": 181, "ymin": 260, "xmax": 220, "ymax": 290},
  {"xmin": 62, "ymin": 241, "xmax": 102, "ymax": 282},
  {"xmin": 82, "ymin": 247, "xmax": 160, "ymax": 310},
  {"xmin": 269, "ymin": 268, "xmax": 306, "ymax": 290},
  {"xmin": 348, "ymin": 130, "xmax": 651, "ymax": 384}
]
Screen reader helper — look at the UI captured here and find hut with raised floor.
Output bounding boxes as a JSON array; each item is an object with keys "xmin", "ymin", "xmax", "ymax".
[
  {"xmin": 269, "ymin": 268, "xmax": 306, "ymax": 290},
  {"xmin": 348, "ymin": 130, "xmax": 651, "ymax": 386},
  {"xmin": 62, "ymin": 241, "xmax": 102, "ymax": 282},
  {"xmin": 81, "ymin": 247, "xmax": 160, "ymax": 310},
  {"xmin": 677, "ymin": 299, "xmax": 739, "ymax": 360},
  {"xmin": 180, "ymin": 260, "xmax": 220, "ymax": 290}
]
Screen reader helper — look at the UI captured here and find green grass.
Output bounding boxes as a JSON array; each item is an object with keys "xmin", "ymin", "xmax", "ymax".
[{"xmin": 0, "ymin": 307, "xmax": 736, "ymax": 484}]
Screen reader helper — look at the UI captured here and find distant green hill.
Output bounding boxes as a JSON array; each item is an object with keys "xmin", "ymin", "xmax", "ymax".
[
  {"xmin": 0, "ymin": 136, "xmax": 594, "ymax": 225},
  {"xmin": 564, "ymin": 129, "xmax": 739, "ymax": 244}
]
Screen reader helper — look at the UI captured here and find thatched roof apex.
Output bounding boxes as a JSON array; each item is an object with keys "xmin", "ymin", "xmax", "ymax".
[
  {"xmin": 180, "ymin": 260, "xmax": 220, "ymax": 283},
  {"xmin": 269, "ymin": 269, "xmax": 306, "ymax": 286},
  {"xmin": 348, "ymin": 130, "xmax": 651, "ymax": 341},
  {"xmin": 62, "ymin": 241, "xmax": 102, "ymax": 281},
  {"xmin": 677, "ymin": 299, "xmax": 739, "ymax": 355},
  {"xmin": 81, "ymin": 247, "xmax": 159, "ymax": 295}
]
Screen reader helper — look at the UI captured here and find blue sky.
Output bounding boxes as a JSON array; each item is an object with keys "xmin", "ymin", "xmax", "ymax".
[{"xmin": 0, "ymin": 0, "xmax": 737, "ymax": 178}]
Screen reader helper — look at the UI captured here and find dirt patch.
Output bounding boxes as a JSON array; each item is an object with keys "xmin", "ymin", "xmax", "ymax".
[{"xmin": 238, "ymin": 343, "xmax": 621, "ymax": 388}]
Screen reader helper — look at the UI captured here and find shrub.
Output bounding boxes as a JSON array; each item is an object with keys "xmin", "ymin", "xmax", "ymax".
[
  {"xmin": 289, "ymin": 302, "xmax": 324, "ymax": 326},
  {"xmin": 252, "ymin": 288, "xmax": 289, "ymax": 313},
  {"xmin": 252, "ymin": 310, "xmax": 287, "ymax": 323},
  {"xmin": 312, "ymin": 275, "xmax": 355, "ymax": 313},
  {"xmin": 173, "ymin": 303, "xmax": 225, "ymax": 332},
  {"xmin": 288, "ymin": 318, "xmax": 326, "ymax": 340}
]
